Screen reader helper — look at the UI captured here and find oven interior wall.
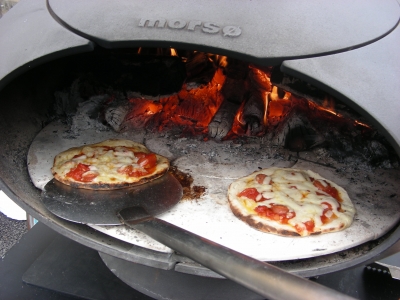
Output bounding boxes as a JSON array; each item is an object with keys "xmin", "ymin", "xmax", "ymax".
[
  {"xmin": 0, "ymin": 50, "xmax": 399, "ymax": 278},
  {"xmin": 0, "ymin": 52, "xmax": 172, "ymax": 268}
]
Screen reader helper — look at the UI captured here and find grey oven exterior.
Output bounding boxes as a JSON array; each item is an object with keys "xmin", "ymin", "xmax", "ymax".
[{"xmin": 0, "ymin": 0, "xmax": 399, "ymax": 278}]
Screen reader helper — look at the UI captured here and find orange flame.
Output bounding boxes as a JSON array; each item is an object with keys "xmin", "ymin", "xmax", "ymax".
[
  {"xmin": 124, "ymin": 98, "xmax": 163, "ymax": 128},
  {"xmin": 117, "ymin": 50, "xmax": 369, "ymax": 138}
]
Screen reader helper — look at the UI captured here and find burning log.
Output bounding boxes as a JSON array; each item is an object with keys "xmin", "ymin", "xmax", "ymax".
[
  {"xmin": 58, "ymin": 50, "xmax": 374, "ymax": 149},
  {"xmin": 171, "ymin": 68, "xmax": 225, "ymax": 129},
  {"xmin": 239, "ymin": 90, "xmax": 267, "ymax": 135},
  {"xmin": 185, "ymin": 52, "xmax": 216, "ymax": 88},
  {"xmin": 248, "ymin": 65, "xmax": 272, "ymax": 92},
  {"xmin": 284, "ymin": 123, "xmax": 325, "ymax": 152},
  {"xmin": 267, "ymin": 86, "xmax": 293, "ymax": 126},
  {"xmin": 270, "ymin": 67, "xmax": 326, "ymax": 105},
  {"xmin": 123, "ymin": 98, "xmax": 163, "ymax": 129},
  {"xmin": 221, "ymin": 77, "xmax": 247, "ymax": 105},
  {"xmin": 270, "ymin": 68, "xmax": 364, "ymax": 122},
  {"xmin": 104, "ymin": 67, "xmax": 226, "ymax": 134},
  {"xmin": 220, "ymin": 59, "xmax": 248, "ymax": 104},
  {"xmin": 208, "ymin": 100, "xmax": 239, "ymax": 140},
  {"xmin": 233, "ymin": 66, "xmax": 271, "ymax": 136},
  {"xmin": 104, "ymin": 102, "xmax": 130, "ymax": 132},
  {"xmin": 272, "ymin": 110, "xmax": 325, "ymax": 152},
  {"xmin": 105, "ymin": 98, "xmax": 162, "ymax": 132}
]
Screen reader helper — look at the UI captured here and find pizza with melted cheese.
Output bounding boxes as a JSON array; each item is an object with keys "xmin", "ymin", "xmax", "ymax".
[
  {"xmin": 227, "ymin": 167, "xmax": 356, "ymax": 237},
  {"xmin": 51, "ymin": 139, "xmax": 169, "ymax": 190}
]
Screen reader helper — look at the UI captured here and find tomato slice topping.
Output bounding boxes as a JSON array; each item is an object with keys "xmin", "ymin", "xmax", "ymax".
[
  {"xmin": 271, "ymin": 204, "xmax": 289, "ymax": 215},
  {"xmin": 320, "ymin": 202, "xmax": 338, "ymax": 224},
  {"xmin": 254, "ymin": 204, "xmax": 295, "ymax": 224},
  {"xmin": 304, "ymin": 220, "xmax": 315, "ymax": 232},
  {"xmin": 66, "ymin": 163, "xmax": 91, "ymax": 181},
  {"xmin": 135, "ymin": 152, "xmax": 157, "ymax": 169},
  {"xmin": 238, "ymin": 188, "xmax": 260, "ymax": 201},
  {"xmin": 313, "ymin": 179, "xmax": 342, "ymax": 202},
  {"xmin": 255, "ymin": 174, "xmax": 267, "ymax": 184},
  {"xmin": 254, "ymin": 205, "xmax": 271, "ymax": 218},
  {"xmin": 81, "ymin": 172, "xmax": 98, "ymax": 182},
  {"xmin": 118, "ymin": 165, "xmax": 149, "ymax": 177},
  {"xmin": 295, "ymin": 220, "xmax": 315, "ymax": 234}
]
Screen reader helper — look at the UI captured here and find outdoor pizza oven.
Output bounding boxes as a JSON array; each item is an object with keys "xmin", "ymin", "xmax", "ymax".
[{"xmin": 0, "ymin": 0, "xmax": 400, "ymax": 298}]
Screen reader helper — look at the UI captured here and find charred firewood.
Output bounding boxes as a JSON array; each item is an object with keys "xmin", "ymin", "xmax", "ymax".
[
  {"xmin": 234, "ymin": 66, "xmax": 275, "ymax": 135},
  {"xmin": 172, "ymin": 68, "xmax": 225, "ymax": 129},
  {"xmin": 248, "ymin": 65, "xmax": 272, "ymax": 93},
  {"xmin": 270, "ymin": 67, "xmax": 325, "ymax": 103},
  {"xmin": 220, "ymin": 59, "xmax": 249, "ymax": 104},
  {"xmin": 270, "ymin": 68, "xmax": 361, "ymax": 121},
  {"xmin": 208, "ymin": 54, "xmax": 228, "ymax": 68},
  {"xmin": 239, "ymin": 89, "xmax": 267, "ymax": 136},
  {"xmin": 185, "ymin": 52, "xmax": 212, "ymax": 78},
  {"xmin": 104, "ymin": 98, "xmax": 162, "ymax": 132},
  {"xmin": 104, "ymin": 102, "xmax": 131, "ymax": 132},
  {"xmin": 185, "ymin": 52, "xmax": 216, "ymax": 89},
  {"xmin": 208, "ymin": 100, "xmax": 239, "ymax": 140},
  {"xmin": 272, "ymin": 111, "xmax": 325, "ymax": 152},
  {"xmin": 224, "ymin": 58, "xmax": 249, "ymax": 80},
  {"xmin": 221, "ymin": 77, "xmax": 247, "ymax": 105},
  {"xmin": 285, "ymin": 124, "xmax": 323, "ymax": 152}
]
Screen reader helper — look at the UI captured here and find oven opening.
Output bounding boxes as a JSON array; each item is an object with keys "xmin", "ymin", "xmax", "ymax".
[{"xmin": 49, "ymin": 47, "xmax": 397, "ymax": 168}]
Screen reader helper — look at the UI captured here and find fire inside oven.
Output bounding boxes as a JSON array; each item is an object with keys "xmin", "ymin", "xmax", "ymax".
[
  {"xmin": 21, "ymin": 47, "xmax": 400, "ymax": 275},
  {"xmin": 39, "ymin": 47, "xmax": 390, "ymax": 157}
]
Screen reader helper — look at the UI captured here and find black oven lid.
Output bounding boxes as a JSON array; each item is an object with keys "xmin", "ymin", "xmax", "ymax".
[{"xmin": 47, "ymin": 0, "xmax": 400, "ymax": 63}]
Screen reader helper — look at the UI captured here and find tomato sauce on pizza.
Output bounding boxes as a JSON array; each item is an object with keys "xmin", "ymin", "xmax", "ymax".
[
  {"xmin": 228, "ymin": 168, "xmax": 356, "ymax": 237},
  {"xmin": 51, "ymin": 139, "xmax": 169, "ymax": 190}
]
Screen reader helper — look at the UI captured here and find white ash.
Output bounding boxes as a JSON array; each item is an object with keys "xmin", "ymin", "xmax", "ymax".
[
  {"xmin": 70, "ymin": 95, "xmax": 109, "ymax": 135},
  {"xmin": 104, "ymin": 102, "xmax": 131, "ymax": 132},
  {"xmin": 144, "ymin": 137, "xmax": 174, "ymax": 159}
]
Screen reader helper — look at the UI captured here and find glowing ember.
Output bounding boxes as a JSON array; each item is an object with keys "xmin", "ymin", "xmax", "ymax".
[
  {"xmin": 103, "ymin": 49, "xmax": 371, "ymax": 145},
  {"xmin": 124, "ymin": 98, "xmax": 163, "ymax": 128}
]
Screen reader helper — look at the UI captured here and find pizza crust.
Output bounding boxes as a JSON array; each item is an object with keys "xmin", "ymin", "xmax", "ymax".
[
  {"xmin": 51, "ymin": 139, "xmax": 169, "ymax": 190},
  {"xmin": 227, "ymin": 168, "xmax": 356, "ymax": 237}
]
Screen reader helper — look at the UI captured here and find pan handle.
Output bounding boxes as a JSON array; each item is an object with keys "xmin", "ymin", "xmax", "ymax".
[{"xmin": 129, "ymin": 218, "xmax": 355, "ymax": 300}]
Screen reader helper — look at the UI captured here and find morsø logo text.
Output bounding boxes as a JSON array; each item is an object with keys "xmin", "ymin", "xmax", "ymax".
[{"xmin": 138, "ymin": 18, "xmax": 241, "ymax": 37}]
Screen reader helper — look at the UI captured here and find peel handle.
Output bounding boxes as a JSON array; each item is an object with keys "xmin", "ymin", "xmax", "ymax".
[{"xmin": 129, "ymin": 218, "xmax": 355, "ymax": 300}]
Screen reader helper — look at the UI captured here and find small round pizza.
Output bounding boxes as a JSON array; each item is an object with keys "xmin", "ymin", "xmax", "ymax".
[
  {"xmin": 51, "ymin": 139, "xmax": 169, "ymax": 190},
  {"xmin": 228, "ymin": 167, "xmax": 356, "ymax": 237}
]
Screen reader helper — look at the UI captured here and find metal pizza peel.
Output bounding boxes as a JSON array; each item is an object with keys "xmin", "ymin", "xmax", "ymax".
[
  {"xmin": 41, "ymin": 173, "xmax": 182, "ymax": 225},
  {"xmin": 41, "ymin": 173, "xmax": 354, "ymax": 300}
]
